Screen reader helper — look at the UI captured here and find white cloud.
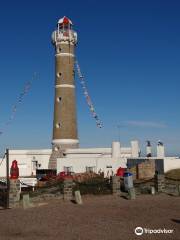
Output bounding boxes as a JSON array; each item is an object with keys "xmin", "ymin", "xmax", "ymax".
[{"xmin": 124, "ymin": 120, "xmax": 167, "ymax": 128}]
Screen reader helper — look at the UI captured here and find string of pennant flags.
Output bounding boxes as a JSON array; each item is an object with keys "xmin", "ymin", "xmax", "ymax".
[
  {"xmin": 0, "ymin": 73, "xmax": 37, "ymax": 136},
  {"xmin": 0, "ymin": 63, "xmax": 102, "ymax": 137},
  {"xmin": 75, "ymin": 60, "xmax": 103, "ymax": 128}
]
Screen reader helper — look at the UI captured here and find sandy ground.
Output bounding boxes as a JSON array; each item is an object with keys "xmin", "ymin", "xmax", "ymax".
[{"xmin": 0, "ymin": 194, "xmax": 180, "ymax": 240}]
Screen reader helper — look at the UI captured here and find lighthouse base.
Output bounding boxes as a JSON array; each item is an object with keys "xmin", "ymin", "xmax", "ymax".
[
  {"xmin": 48, "ymin": 149, "xmax": 64, "ymax": 170},
  {"xmin": 48, "ymin": 139, "xmax": 79, "ymax": 169}
]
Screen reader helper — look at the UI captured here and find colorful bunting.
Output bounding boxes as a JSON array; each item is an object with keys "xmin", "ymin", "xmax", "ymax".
[
  {"xmin": 0, "ymin": 73, "xmax": 37, "ymax": 136},
  {"xmin": 75, "ymin": 60, "xmax": 102, "ymax": 128}
]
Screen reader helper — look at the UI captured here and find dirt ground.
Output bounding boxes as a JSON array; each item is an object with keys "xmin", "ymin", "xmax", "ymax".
[{"xmin": 0, "ymin": 194, "xmax": 179, "ymax": 240}]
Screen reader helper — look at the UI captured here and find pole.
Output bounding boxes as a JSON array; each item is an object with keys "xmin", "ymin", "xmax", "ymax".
[{"xmin": 6, "ymin": 148, "xmax": 9, "ymax": 209}]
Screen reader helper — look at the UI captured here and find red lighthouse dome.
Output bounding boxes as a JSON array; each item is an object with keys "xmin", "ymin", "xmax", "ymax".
[{"xmin": 58, "ymin": 16, "xmax": 73, "ymax": 25}]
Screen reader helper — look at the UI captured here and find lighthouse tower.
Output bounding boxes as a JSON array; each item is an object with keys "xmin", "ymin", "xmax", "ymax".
[{"xmin": 49, "ymin": 17, "xmax": 79, "ymax": 169}]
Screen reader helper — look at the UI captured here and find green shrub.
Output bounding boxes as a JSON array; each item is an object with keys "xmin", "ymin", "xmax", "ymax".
[
  {"xmin": 73, "ymin": 177, "xmax": 112, "ymax": 195},
  {"xmin": 165, "ymin": 169, "xmax": 180, "ymax": 180}
]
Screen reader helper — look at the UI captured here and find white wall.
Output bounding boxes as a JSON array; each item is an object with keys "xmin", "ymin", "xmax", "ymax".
[
  {"xmin": 164, "ymin": 157, "xmax": 180, "ymax": 172},
  {"xmin": 57, "ymin": 141, "xmax": 139, "ymax": 177},
  {"xmin": 0, "ymin": 149, "xmax": 51, "ymax": 177},
  {"xmin": 57, "ymin": 155, "xmax": 127, "ymax": 177}
]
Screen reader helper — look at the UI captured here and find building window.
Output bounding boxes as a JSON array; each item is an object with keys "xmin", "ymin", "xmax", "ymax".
[
  {"xmin": 64, "ymin": 166, "xmax": 73, "ymax": 174},
  {"xmin": 106, "ymin": 166, "xmax": 112, "ymax": 169},
  {"xmin": 86, "ymin": 166, "xmax": 95, "ymax": 173}
]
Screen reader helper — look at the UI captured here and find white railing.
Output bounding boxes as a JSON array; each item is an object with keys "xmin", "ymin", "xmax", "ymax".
[
  {"xmin": 19, "ymin": 177, "xmax": 37, "ymax": 192},
  {"xmin": 55, "ymin": 30, "xmax": 77, "ymax": 44}
]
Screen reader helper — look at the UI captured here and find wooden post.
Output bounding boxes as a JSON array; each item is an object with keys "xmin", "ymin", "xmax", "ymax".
[{"xmin": 6, "ymin": 148, "xmax": 9, "ymax": 209}]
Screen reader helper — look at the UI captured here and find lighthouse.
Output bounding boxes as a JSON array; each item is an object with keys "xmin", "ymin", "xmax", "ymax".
[{"xmin": 49, "ymin": 17, "xmax": 79, "ymax": 169}]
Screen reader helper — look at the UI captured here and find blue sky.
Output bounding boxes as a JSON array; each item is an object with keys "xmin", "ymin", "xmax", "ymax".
[{"xmin": 0, "ymin": 0, "xmax": 179, "ymax": 156}]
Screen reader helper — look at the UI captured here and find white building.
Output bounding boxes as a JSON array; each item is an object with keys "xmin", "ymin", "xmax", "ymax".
[
  {"xmin": 57, "ymin": 140, "xmax": 140, "ymax": 177},
  {"xmin": 0, "ymin": 140, "xmax": 180, "ymax": 178},
  {"xmin": 0, "ymin": 149, "xmax": 51, "ymax": 178},
  {"xmin": 0, "ymin": 140, "xmax": 139, "ymax": 177}
]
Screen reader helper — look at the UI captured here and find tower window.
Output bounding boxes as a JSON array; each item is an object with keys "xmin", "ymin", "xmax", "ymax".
[
  {"xmin": 56, "ymin": 123, "xmax": 61, "ymax": 128},
  {"xmin": 57, "ymin": 97, "xmax": 62, "ymax": 102},
  {"xmin": 56, "ymin": 47, "xmax": 62, "ymax": 53},
  {"xmin": 57, "ymin": 72, "xmax": 62, "ymax": 78}
]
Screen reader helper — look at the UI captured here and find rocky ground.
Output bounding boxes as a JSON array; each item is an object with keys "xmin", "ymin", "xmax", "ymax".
[{"xmin": 0, "ymin": 194, "xmax": 179, "ymax": 240}]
